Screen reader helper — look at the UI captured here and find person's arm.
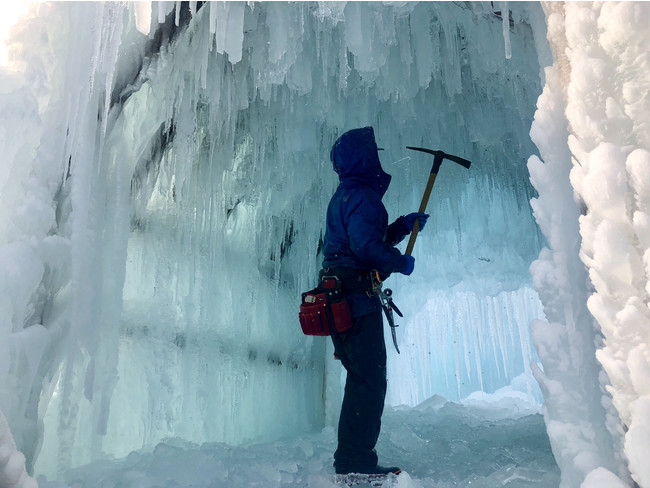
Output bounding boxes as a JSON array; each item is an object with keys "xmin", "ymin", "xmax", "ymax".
[
  {"xmin": 387, "ymin": 213, "xmax": 430, "ymax": 246},
  {"xmin": 386, "ymin": 216, "xmax": 408, "ymax": 246},
  {"xmin": 345, "ymin": 193, "xmax": 409, "ymax": 275}
]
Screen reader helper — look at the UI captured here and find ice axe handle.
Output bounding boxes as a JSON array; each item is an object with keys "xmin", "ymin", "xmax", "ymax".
[
  {"xmin": 404, "ymin": 148, "xmax": 472, "ymax": 256},
  {"xmin": 405, "ymin": 162, "xmax": 439, "ymax": 256}
]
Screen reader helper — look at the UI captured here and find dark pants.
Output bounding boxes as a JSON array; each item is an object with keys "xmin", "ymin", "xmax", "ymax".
[{"xmin": 330, "ymin": 310, "xmax": 387, "ymax": 474}]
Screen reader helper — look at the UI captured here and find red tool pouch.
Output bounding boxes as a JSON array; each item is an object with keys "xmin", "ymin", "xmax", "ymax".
[{"xmin": 299, "ymin": 276, "xmax": 352, "ymax": 336}]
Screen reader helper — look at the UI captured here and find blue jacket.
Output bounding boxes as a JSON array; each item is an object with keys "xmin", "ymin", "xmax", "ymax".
[{"xmin": 322, "ymin": 127, "xmax": 409, "ymax": 315}]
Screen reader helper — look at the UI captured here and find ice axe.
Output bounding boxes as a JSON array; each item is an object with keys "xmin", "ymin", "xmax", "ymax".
[{"xmin": 405, "ymin": 147, "xmax": 472, "ymax": 255}]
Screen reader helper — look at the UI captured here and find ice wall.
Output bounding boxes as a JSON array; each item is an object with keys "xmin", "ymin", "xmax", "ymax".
[
  {"xmin": 0, "ymin": 411, "xmax": 37, "ymax": 488},
  {"xmin": 528, "ymin": 2, "xmax": 650, "ymax": 487},
  {"xmin": 0, "ymin": 1, "xmax": 549, "ymax": 479}
]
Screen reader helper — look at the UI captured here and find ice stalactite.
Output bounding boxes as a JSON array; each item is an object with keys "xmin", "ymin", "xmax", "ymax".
[{"xmin": 498, "ymin": 1, "xmax": 512, "ymax": 60}]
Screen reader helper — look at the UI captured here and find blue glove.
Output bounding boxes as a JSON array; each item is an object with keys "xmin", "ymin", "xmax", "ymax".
[
  {"xmin": 404, "ymin": 212, "xmax": 429, "ymax": 232},
  {"xmin": 401, "ymin": 255, "xmax": 415, "ymax": 276}
]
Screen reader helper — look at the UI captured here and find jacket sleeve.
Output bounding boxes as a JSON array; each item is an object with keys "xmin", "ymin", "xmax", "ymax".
[
  {"xmin": 386, "ymin": 216, "xmax": 409, "ymax": 246},
  {"xmin": 345, "ymin": 192, "xmax": 406, "ymax": 274}
]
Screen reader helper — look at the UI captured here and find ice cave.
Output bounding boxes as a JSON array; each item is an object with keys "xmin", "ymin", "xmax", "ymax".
[{"xmin": 0, "ymin": 2, "xmax": 649, "ymax": 487}]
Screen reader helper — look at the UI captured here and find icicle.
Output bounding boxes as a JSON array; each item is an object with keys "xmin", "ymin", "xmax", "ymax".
[
  {"xmin": 223, "ymin": 3, "xmax": 245, "ymax": 64},
  {"xmin": 500, "ymin": 1, "xmax": 512, "ymax": 59},
  {"xmin": 133, "ymin": 1, "xmax": 151, "ymax": 35},
  {"xmin": 157, "ymin": 2, "xmax": 172, "ymax": 24},
  {"xmin": 213, "ymin": 2, "xmax": 228, "ymax": 56},
  {"xmin": 174, "ymin": 0, "xmax": 181, "ymax": 26},
  {"xmin": 209, "ymin": 1, "xmax": 218, "ymax": 36}
]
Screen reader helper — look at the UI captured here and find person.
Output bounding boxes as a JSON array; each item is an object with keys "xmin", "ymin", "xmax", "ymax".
[{"xmin": 321, "ymin": 126, "xmax": 429, "ymax": 476}]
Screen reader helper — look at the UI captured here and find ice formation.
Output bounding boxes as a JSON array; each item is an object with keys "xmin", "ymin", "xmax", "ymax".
[
  {"xmin": 528, "ymin": 3, "xmax": 650, "ymax": 487},
  {"xmin": 0, "ymin": 411, "xmax": 36, "ymax": 488},
  {"xmin": 0, "ymin": 2, "xmax": 648, "ymax": 488}
]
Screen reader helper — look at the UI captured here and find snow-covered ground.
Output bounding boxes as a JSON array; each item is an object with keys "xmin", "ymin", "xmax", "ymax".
[{"xmin": 37, "ymin": 394, "xmax": 558, "ymax": 488}]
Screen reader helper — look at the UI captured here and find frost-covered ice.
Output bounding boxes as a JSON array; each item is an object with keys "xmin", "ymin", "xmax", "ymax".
[
  {"xmin": 36, "ymin": 394, "xmax": 558, "ymax": 488},
  {"xmin": 527, "ymin": 2, "xmax": 650, "ymax": 487},
  {"xmin": 0, "ymin": 411, "xmax": 37, "ymax": 488}
]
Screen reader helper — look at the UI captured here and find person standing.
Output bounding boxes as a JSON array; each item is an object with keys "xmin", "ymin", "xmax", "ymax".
[{"xmin": 321, "ymin": 126, "xmax": 428, "ymax": 475}]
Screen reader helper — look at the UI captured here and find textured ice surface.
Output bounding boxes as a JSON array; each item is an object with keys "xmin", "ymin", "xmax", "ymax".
[
  {"xmin": 36, "ymin": 397, "xmax": 558, "ymax": 488},
  {"xmin": 528, "ymin": 2, "xmax": 650, "ymax": 486}
]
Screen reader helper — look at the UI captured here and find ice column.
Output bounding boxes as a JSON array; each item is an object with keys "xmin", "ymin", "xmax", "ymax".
[
  {"xmin": 2, "ymin": 1, "xmax": 137, "ymax": 477},
  {"xmin": 527, "ymin": 58, "xmax": 627, "ymax": 488},
  {"xmin": 562, "ymin": 3, "xmax": 650, "ymax": 487},
  {"xmin": 530, "ymin": 2, "xmax": 650, "ymax": 487}
]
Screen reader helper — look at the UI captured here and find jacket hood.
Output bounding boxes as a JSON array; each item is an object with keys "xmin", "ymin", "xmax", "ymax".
[{"xmin": 330, "ymin": 127, "xmax": 391, "ymax": 197}]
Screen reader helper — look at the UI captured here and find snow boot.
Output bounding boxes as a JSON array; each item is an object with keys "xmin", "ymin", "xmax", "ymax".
[{"xmin": 334, "ymin": 466, "xmax": 401, "ymax": 486}]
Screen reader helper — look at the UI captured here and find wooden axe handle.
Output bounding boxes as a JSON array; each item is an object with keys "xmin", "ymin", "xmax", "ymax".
[
  {"xmin": 405, "ymin": 171, "xmax": 438, "ymax": 256},
  {"xmin": 404, "ymin": 147, "xmax": 471, "ymax": 257}
]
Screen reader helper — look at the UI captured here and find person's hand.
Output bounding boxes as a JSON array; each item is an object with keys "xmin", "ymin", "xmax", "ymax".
[
  {"xmin": 401, "ymin": 255, "xmax": 415, "ymax": 276},
  {"xmin": 404, "ymin": 212, "xmax": 429, "ymax": 232}
]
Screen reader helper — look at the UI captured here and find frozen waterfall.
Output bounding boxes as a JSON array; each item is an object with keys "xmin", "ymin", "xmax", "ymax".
[{"xmin": 0, "ymin": 2, "xmax": 648, "ymax": 488}]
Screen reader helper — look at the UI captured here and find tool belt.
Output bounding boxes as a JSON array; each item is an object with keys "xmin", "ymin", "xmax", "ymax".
[
  {"xmin": 319, "ymin": 267, "xmax": 375, "ymax": 295},
  {"xmin": 299, "ymin": 275, "xmax": 353, "ymax": 336}
]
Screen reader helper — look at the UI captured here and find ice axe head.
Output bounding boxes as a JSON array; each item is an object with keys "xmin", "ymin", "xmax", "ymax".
[
  {"xmin": 404, "ymin": 147, "xmax": 472, "ymax": 256},
  {"xmin": 406, "ymin": 147, "xmax": 472, "ymax": 172}
]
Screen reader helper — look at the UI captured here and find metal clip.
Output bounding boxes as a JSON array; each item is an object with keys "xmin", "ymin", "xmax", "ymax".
[{"xmin": 371, "ymin": 272, "xmax": 403, "ymax": 354}]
